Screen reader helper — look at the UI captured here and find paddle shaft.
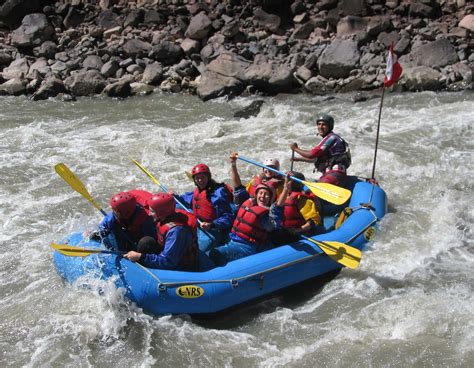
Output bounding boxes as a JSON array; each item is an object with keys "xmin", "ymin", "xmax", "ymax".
[{"xmin": 237, "ymin": 155, "xmax": 304, "ymax": 184}]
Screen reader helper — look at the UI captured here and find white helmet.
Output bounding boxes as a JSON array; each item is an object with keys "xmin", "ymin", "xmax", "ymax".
[{"xmin": 263, "ymin": 158, "xmax": 280, "ymax": 170}]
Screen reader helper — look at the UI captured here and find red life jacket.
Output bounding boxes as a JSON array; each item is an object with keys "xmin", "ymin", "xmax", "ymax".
[
  {"xmin": 191, "ymin": 182, "xmax": 233, "ymax": 222},
  {"xmin": 156, "ymin": 209, "xmax": 198, "ymax": 269},
  {"xmin": 117, "ymin": 206, "xmax": 150, "ymax": 243},
  {"xmin": 231, "ymin": 198, "xmax": 269, "ymax": 245},
  {"xmin": 282, "ymin": 192, "xmax": 314, "ymax": 228}
]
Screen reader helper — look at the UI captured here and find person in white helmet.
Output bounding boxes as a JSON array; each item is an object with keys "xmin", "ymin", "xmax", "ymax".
[{"xmin": 245, "ymin": 157, "xmax": 285, "ymax": 198}]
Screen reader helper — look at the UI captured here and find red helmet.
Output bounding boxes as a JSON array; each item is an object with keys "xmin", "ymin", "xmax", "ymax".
[
  {"xmin": 191, "ymin": 163, "xmax": 211, "ymax": 177},
  {"xmin": 110, "ymin": 192, "xmax": 136, "ymax": 219},
  {"xmin": 148, "ymin": 193, "xmax": 176, "ymax": 220},
  {"xmin": 255, "ymin": 183, "xmax": 276, "ymax": 204}
]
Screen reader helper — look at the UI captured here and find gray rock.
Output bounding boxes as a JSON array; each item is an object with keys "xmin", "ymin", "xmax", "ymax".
[
  {"xmin": 100, "ymin": 60, "xmax": 120, "ymax": 78},
  {"xmin": 2, "ymin": 57, "xmax": 29, "ymax": 80},
  {"xmin": 305, "ymin": 76, "xmax": 332, "ymax": 95},
  {"xmin": 143, "ymin": 10, "xmax": 164, "ymax": 25},
  {"xmin": 130, "ymin": 82, "xmax": 155, "ymax": 95},
  {"xmin": 410, "ymin": 39, "xmax": 459, "ymax": 69},
  {"xmin": 33, "ymin": 41, "xmax": 57, "ymax": 59},
  {"xmin": 63, "ymin": 6, "xmax": 85, "ymax": 29},
  {"xmin": 102, "ymin": 78, "xmax": 132, "ymax": 97},
  {"xmin": 336, "ymin": 16, "xmax": 367, "ymax": 38},
  {"xmin": 459, "ymin": 14, "xmax": 474, "ymax": 32},
  {"xmin": 141, "ymin": 62, "xmax": 164, "ymax": 85},
  {"xmin": 27, "ymin": 58, "xmax": 50, "ymax": 78},
  {"xmin": 0, "ymin": 51, "xmax": 12, "ymax": 66},
  {"xmin": 96, "ymin": 10, "xmax": 121, "ymax": 29},
  {"xmin": 196, "ymin": 70, "xmax": 244, "ymax": 101},
  {"xmin": 233, "ymin": 100, "xmax": 265, "ymax": 119},
  {"xmin": 82, "ymin": 55, "xmax": 104, "ymax": 71},
  {"xmin": 122, "ymin": 39, "xmax": 152, "ymax": 58},
  {"xmin": 11, "ymin": 13, "xmax": 54, "ymax": 47},
  {"xmin": 30, "ymin": 77, "xmax": 66, "ymax": 100},
  {"xmin": 149, "ymin": 41, "xmax": 183, "ymax": 65},
  {"xmin": 180, "ymin": 38, "xmax": 201, "ymax": 55},
  {"xmin": 318, "ymin": 39, "xmax": 361, "ymax": 79},
  {"xmin": 253, "ymin": 8, "xmax": 281, "ymax": 33},
  {"xmin": 0, "ymin": 78, "xmax": 27, "ymax": 95},
  {"xmin": 185, "ymin": 11, "xmax": 212, "ymax": 40},
  {"xmin": 292, "ymin": 22, "xmax": 315, "ymax": 40},
  {"xmin": 65, "ymin": 70, "xmax": 106, "ymax": 96},
  {"xmin": 207, "ymin": 51, "xmax": 250, "ymax": 79},
  {"xmin": 403, "ymin": 65, "xmax": 443, "ymax": 91}
]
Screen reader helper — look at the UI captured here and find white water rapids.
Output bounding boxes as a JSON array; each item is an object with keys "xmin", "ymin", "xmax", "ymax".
[{"xmin": 0, "ymin": 91, "xmax": 472, "ymax": 367}]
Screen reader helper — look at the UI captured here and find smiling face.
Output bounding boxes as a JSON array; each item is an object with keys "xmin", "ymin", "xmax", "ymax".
[
  {"xmin": 193, "ymin": 172, "xmax": 209, "ymax": 189},
  {"xmin": 316, "ymin": 120, "xmax": 330, "ymax": 137},
  {"xmin": 256, "ymin": 188, "xmax": 272, "ymax": 207},
  {"xmin": 262, "ymin": 166, "xmax": 277, "ymax": 180}
]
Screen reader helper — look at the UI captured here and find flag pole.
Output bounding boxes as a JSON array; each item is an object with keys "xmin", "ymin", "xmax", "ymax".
[{"xmin": 370, "ymin": 85, "xmax": 386, "ymax": 180}]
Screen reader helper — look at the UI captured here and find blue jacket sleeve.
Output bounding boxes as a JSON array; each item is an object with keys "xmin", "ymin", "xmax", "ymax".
[
  {"xmin": 141, "ymin": 226, "xmax": 192, "ymax": 269},
  {"xmin": 98, "ymin": 213, "xmax": 115, "ymax": 237},
  {"xmin": 209, "ymin": 187, "xmax": 234, "ymax": 230},
  {"xmin": 175, "ymin": 191, "xmax": 194, "ymax": 210}
]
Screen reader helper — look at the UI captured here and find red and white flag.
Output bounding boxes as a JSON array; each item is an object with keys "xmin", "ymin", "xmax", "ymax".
[{"xmin": 384, "ymin": 44, "xmax": 402, "ymax": 88}]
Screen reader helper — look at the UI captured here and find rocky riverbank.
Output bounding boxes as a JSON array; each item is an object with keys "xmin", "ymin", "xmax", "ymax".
[{"xmin": 0, "ymin": 0, "xmax": 472, "ymax": 101}]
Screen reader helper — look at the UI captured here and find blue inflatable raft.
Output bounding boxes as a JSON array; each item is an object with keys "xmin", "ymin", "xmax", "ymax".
[{"xmin": 53, "ymin": 179, "xmax": 387, "ymax": 316}]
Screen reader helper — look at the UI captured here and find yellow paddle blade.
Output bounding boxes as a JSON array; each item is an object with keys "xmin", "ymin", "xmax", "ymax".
[
  {"xmin": 54, "ymin": 163, "xmax": 103, "ymax": 212},
  {"xmin": 185, "ymin": 171, "xmax": 193, "ymax": 181},
  {"xmin": 50, "ymin": 243, "xmax": 121, "ymax": 257},
  {"xmin": 303, "ymin": 237, "xmax": 361, "ymax": 269},
  {"xmin": 303, "ymin": 180, "xmax": 352, "ymax": 205},
  {"xmin": 132, "ymin": 159, "xmax": 162, "ymax": 188}
]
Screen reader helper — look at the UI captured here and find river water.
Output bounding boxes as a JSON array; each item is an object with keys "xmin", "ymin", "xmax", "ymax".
[{"xmin": 0, "ymin": 91, "xmax": 473, "ymax": 367}]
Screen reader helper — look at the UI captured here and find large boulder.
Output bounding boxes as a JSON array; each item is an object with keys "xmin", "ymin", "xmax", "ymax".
[
  {"xmin": 410, "ymin": 39, "xmax": 459, "ymax": 69},
  {"xmin": 207, "ymin": 51, "xmax": 250, "ymax": 79},
  {"xmin": 0, "ymin": 78, "xmax": 27, "ymax": 95},
  {"xmin": 11, "ymin": 13, "xmax": 55, "ymax": 47},
  {"xmin": 318, "ymin": 39, "xmax": 360, "ymax": 79},
  {"xmin": 403, "ymin": 66, "xmax": 443, "ymax": 91},
  {"xmin": 64, "ymin": 70, "xmax": 106, "ymax": 96},
  {"xmin": 0, "ymin": 0, "xmax": 43, "ymax": 29},
  {"xmin": 196, "ymin": 71, "xmax": 244, "ymax": 101},
  {"xmin": 2, "ymin": 57, "xmax": 29, "ymax": 80},
  {"xmin": 30, "ymin": 77, "xmax": 66, "ymax": 100}
]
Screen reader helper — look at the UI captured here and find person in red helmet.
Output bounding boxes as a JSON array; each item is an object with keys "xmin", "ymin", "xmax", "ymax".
[
  {"xmin": 245, "ymin": 157, "xmax": 285, "ymax": 198},
  {"xmin": 175, "ymin": 163, "xmax": 235, "ymax": 253},
  {"xmin": 209, "ymin": 153, "xmax": 291, "ymax": 266},
  {"xmin": 98, "ymin": 190, "xmax": 156, "ymax": 251},
  {"xmin": 290, "ymin": 113, "xmax": 351, "ymax": 186},
  {"xmin": 273, "ymin": 171, "xmax": 324, "ymax": 245},
  {"xmin": 124, "ymin": 193, "xmax": 199, "ymax": 270}
]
